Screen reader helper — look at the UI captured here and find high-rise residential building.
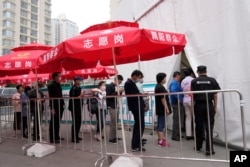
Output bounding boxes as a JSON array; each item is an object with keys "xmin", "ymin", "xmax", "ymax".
[
  {"xmin": 51, "ymin": 14, "xmax": 78, "ymax": 45},
  {"xmin": 0, "ymin": 0, "xmax": 52, "ymax": 55}
]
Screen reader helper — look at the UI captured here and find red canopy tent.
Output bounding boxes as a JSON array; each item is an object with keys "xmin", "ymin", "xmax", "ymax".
[
  {"xmin": 38, "ymin": 22, "xmax": 186, "ymax": 71},
  {"xmin": 61, "ymin": 64, "xmax": 117, "ymax": 80},
  {"xmin": 0, "ymin": 71, "xmax": 49, "ymax": 85},
  {"xmin": 80, "ymin": 20, "xmax": 139, "ymax": 34},
  {"xmin": 0, "ymin": 42, "xmax": 53, "ymax": 76}
]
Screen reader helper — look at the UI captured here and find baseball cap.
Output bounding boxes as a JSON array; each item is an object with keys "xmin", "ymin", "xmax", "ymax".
[
  {"xmin": 74, "ymin": 76, "xmax": 83, "ymax": 81},
  {"xmin": 197, "ymin": 65, "xmax": 207, "ymax": 73}
]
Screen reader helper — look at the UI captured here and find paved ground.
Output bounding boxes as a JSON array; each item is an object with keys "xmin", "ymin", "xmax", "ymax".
[{"xmin": 0, "ymin": 123, "xmax": 230, "ymax": 167}]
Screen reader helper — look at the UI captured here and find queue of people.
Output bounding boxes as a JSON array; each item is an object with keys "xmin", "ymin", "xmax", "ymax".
[{"xmin": 9, "ymin": 66, "xmax": 220, "ymax": 155}]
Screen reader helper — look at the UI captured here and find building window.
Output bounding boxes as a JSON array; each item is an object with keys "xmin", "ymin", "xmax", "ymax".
[
  {"xmin": 31, "ymin": 6, "xmax": 38, "ymax": 13},
  {"xmin": 30, "ymin": 38, "xmax": 37, "ymax": 43},
  {"xmin": 31, "ymin": 0, "xmax": 38, "ymax": 5},
  {"xmin": 21, "ymin": 1, "xmax": 28, "ymax": 9},
  {"xmin": 2, "ymin": 49, "xmax": 11, "ymax": 55},
  {"xmin": 45, "ymin": 25, "xmax": 51, "ymax": 32},
  {"xmin": 30, "ymin": 30, "xmax": 37, "ymax": 37},
  {"xmin": 21, "ymin": 18, "xmax": 28, "ymax": 26},
  {"xmin": 20, "ymin": 35, "xmax": 28, "ymax": 43},
  {"xmin": 3, "ymin": 29, "xmax": 14, "ymax": 37},
  {"xmin": 45, "ymin": 10, "xmax": 51, "ymax": 17},
  {"xmin": 21, "ymin": 9, "xmax": 28, "ymax": 18},
  {"xmin": 31, "ymin": 14, "xmax": 38, "ymax": 21},
  {"xmin": 45, "ymin": 41, "xmax": 51, "ymax": 45},
  {"xmin": 3, "ymin": 1, "xmax": 15, "ymax": 10},
  {"xmin": 3, "ymin": 11, "xmax": 15, "ymax": 19},
  {"xmin": 3, "ymin": 39, "xmax": 15, "ymax": 47},
  {"xmin": 45, "ymin": 18, "xmax": 51, "ymax": 24},
  {"xmin": 20, "ymin": 26, "xmax": 28, "ymax": 34},
  {"xmin": 31, "ymin": 22, "xmax": 37, "ymax": 29},
  {"xmin": 45, "ymin": 3, "xmax": 51, "ymax": 10},
  {"xmin": 3, "ymin": 20, "xmax": 15, "ymax": 28},
  {"xmin": 45, "ymin": 33, "xmax": 51, "ymax": 40}
]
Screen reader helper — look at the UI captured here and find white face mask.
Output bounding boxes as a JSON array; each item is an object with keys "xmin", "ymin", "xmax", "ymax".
[{"xmin": 100, "ymin": 86, "xmax": 106, "ymax": 91}]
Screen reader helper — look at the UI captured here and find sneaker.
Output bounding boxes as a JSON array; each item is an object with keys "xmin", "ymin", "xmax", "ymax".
[
  {"xmin": 205, "ymin": 151, "xmax": 215, "ymax": 156},
  {"xmin": 194, "ymin": 147, "xmax": 202, "ymax": 152},
  {"xmin": 158, "ymin": 139, "xmax": 169, "ymax": 147},
  {"xmin": 131, "ymin": 147, "xmax": 146, "ymax": 152},
  {"xmin": 94, "ymin": 134, "xmax": 101, "ymax": 141},
  {"xmin": 109, "ymin": 139, "xmax": 118, "ymax": 144}
]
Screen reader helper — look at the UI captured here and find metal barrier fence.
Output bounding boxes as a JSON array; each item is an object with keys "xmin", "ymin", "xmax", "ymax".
[{"xmin": 0, "ymin": 89, "xmax": 247, "ymax": 167}]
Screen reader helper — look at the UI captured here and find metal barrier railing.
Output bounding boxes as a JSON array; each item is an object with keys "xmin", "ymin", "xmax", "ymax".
[
  {"xmin": 96, "ymin": 89, "xmax": 247, "ymax": 166},
  {"xmin": 0, "ymin": 89, "xmax": 247, "ymax": 166}
]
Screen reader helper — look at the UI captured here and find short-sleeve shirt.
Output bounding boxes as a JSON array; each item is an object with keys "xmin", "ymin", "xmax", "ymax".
[
  {"xmin": 181, "ymin": 76, "xmax": 194, "ymax": 103},
  {"xmin": 154, "ymin": 84, "xmax": 171, "ymax": 116},
  {"xmin": 191, "ymin": 75, "xmax": 220, "ymax": 102}
]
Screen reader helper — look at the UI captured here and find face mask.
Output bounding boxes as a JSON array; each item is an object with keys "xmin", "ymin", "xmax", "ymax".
[{"xmin": 100, "ymin": 86, "xmax": 106, "ymax": 91}]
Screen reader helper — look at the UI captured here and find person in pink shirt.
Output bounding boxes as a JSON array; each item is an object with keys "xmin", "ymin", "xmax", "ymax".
[{"xmin": 181, "ymin": 68, "xmax": 195, "ymax": 140}]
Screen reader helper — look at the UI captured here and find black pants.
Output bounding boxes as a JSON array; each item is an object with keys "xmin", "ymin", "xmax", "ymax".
[
  {"xmin": 32, "ymin": 111, "xmax": 41, "ymax": 140},
  {"xmin": 96, "ymin": 109, "xmax": 106, "ymax": 133},
  {"xmin": 13, "ymin": 112, "xmax": 21, "ymax": 130},
  {"xmin": 22, "ymin": 116, "xmax": 27, "ymax": 135},
  {"xmin": 49, "ymin": 109, "xmax": 64, "ymax": 142},
  {"xmin": 71, "ymin": 107, "xmax": 82, "ymax": 140},
  {"xmin": 172, "ymin": 103, "xmax": 185, "ymax": 139},
  {"xmin": 194, "ymin": 102, "xmax": 215, "ymax": 152},
  {"xmin": 131, "ymin": 108, "xmax": 145, "ymax": 149}
]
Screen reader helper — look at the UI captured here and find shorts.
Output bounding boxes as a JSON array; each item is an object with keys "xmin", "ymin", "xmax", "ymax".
[{"xmin": 157, "ymin": 115, "xmax": 166, "ymax": 132}]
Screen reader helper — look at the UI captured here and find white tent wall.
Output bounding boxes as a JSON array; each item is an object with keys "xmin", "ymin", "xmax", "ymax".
[{"xmin": 110, "ymin": 0, "xmax": 250, "ymax": 149}]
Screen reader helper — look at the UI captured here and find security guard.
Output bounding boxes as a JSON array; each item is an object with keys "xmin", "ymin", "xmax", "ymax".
[{"xmin": 191, "ymin": 66, "xmax": 220, "ymax": 155}]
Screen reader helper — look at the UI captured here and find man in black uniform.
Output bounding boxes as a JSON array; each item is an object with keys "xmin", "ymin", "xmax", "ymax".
[
  {"xmin": 68, "ymin": 76, "xmax": 84, "ymax": 143},
  {"xmin": 191, "ymin": 66, "xmax": 220, "ymax": 155},
  {"xmin": 48, "ymin": 72, "xmax": 65, "ymax": 144}
]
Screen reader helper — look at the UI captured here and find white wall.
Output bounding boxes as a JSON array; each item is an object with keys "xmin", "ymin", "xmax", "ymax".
[{"xmin": 110, "ymin": 0, "xmax": 250, "ymax": 149}]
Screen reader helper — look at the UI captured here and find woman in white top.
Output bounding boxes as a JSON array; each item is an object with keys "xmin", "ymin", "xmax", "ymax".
[
  {"xmin": 91, "ymin": 81, "xmax": 107, "ymax": 141},
  {"xmin": 12, "ymin": 85, "xmax": 23, "ymax": 135},
  {"xmin": 181, "ymin": 68, "xmax": 195, "ymax": 140}
]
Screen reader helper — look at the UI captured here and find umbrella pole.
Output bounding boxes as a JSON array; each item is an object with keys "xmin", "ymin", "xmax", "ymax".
[
  {"xmin": 112, "ymin": 47, "xmax": 127, "ymax": 154},
  {"xmin": 138, "ymin": 54, "xmax": 141, "ymax": 70},
  {"xmin": 35, "ymin": 68, "xmax": 43, "ymax": 143}
]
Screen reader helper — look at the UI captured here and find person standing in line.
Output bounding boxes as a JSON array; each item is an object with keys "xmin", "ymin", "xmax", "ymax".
[
  {"xmin": 169, "ymin": 71, "xmax": 185, "ymax": 141},
  {"xmin": 48, "ymin": 72, "xmax": 65, "ymax": 144},
  {"xmin": 191, "ymin": 65, "xmax": 220, "ymax": 155},
  {"xmin": 12, "ymin": 85, "xmax": 23, "ymax": 136},
  {"xmin": 29, "ymin": 83, "xmax": 45, "ymax": 141},
  {"xmin": 20, "ymin": 86, "xmax": 31, "ymax": 138},
  {"xmin": 181, "ymin": 68, "xmax": 195, "ymax": 140},
  {"xmin": 154, "ymin": 73, "xmax": 171, "ymax": 147},
  {"xmin": 124, "ymin": 70, "xmax": 145, "ymax": 152},
  {"xmin": 106, "ymin": 75, "xmax": 124, "ymax": 144},
  {"xmin": 91, "ymin": 81, "xmax": 107, "ymax": 141},
  {"xmin": 68, "ymin": 76, "xmax": 84, "ymax": 143}
]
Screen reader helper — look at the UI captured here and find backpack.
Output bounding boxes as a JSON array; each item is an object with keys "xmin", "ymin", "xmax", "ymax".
[{"xmin": 86, "ymin": 95, "xmax": 99, "ymax": 115}]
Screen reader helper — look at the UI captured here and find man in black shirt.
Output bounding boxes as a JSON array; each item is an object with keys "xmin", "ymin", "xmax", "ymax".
[
  {"xmin": 106, "ymin": 75, "xmax": 123, "ymax": 144},
  {"xmin": 68, "ymin": 76, "xmax": 84, "ymax": 143},
  {"xmin": 124, "ymin": 70, "xmax": 145, "ymax": 152},
  {"xmin": 191, "ymin": 66, "xmax": 220, "ymax": 155},
  {"xmin": 48, "ymin": 72, "xmax": 65, "ymax": 143}
]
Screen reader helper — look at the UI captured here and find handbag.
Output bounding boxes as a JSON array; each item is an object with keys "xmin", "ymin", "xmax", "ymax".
[{"xmin": 87, "ymin": 96, "xmax": 99, "ymax": 115}]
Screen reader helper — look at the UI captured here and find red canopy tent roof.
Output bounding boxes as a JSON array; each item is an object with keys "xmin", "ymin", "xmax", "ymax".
[
  {"xmin": 61, "ymin": 64, "xmax": 117, "ymax": 80},
  {"xmin": 38, "ymin": 25, "xmax": 186, "ymax": 71},
  {"xmin": 0, "ymin": 42, "xmax": 53, "ymax": 76}
]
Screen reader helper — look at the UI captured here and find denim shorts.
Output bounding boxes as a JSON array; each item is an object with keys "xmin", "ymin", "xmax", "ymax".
[{"xmin": 157, "ymin": 115, "xmax": 166, "ymax": 132}]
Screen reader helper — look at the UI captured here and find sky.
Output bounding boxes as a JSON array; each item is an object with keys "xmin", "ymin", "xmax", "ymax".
[{"xmin": 51, "ymin": 0, "xmax": 111, "ymax": 32}]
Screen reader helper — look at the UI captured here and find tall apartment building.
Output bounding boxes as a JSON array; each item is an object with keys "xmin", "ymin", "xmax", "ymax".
[
  {"xmin": 0, "ymin": 0, "xmax": 52, "ymax": 55},
  {"xmin": 51, "ymin": 14, "xmax": 78, "ymax": 45}
]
